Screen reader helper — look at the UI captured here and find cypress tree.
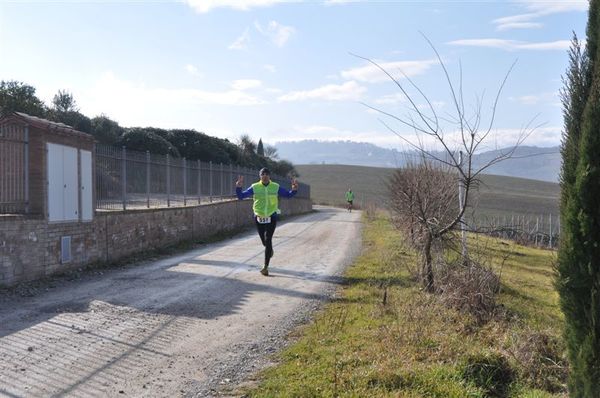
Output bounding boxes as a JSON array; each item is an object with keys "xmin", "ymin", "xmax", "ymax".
[
  {"xmin": 257, "ymin": 138, "xmax": 265, "ymax": 157},
  {"xmin": 558, "ymin": 1, "xmax": 600, "ymax": 395}
]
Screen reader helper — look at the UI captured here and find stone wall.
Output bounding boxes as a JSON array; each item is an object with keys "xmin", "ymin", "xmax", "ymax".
[{"xmin": 0, "ymin": 198, "xmax": 312, "ymax": 286}]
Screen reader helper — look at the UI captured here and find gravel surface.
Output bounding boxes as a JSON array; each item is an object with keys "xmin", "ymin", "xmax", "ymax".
[{"xmin": 0, "ymin": 206, "xmax": 362, "ymax": 397}]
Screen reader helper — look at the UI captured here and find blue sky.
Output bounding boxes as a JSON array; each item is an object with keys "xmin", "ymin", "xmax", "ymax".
[{"xmin": 0, "ymin": 0, "xmax": 588, "ymax": 151}]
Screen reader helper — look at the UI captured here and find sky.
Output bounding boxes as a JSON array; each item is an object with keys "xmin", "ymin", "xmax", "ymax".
[{"xmin": 0, "ymin": 0, "xmax": 588, "ymax": 151}]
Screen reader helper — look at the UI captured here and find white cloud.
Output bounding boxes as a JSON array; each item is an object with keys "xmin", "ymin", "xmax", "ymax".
[
  {"xmin": 341, "ymin": 59, "xmax": 438, "ymax": 83},
  {"xmin": 509, "ymin": 91, "xmax": 559, "ymax": 106},
  {"xmin": 254, "ymin": 20, "xmax": 295, "ymax": 47},
  {"xmin": 265, "ymin": 87, "xmax": 283, "ymax": 94},
  {"xmin": 519, "ymin": 41, "xmax": 571, "ymax": 50},
  {"xmin": 324, "ymin": 0, "xmax": 358, "ymax": 5},
  {"xmin": 493, "ymin": 12, "xmax": 540, "ymax": 25},
  {"xmin": 264, "ymin": 64, "xmax": 277, "ymax": 73},
  {"xmin": 278, "ymin": 81, "xmax": 366, "ymax": 102},
  {"xmin": 184, "ymin": 64, "xmax": 202, "ymax": 77},
  {"xmin": 283, "ymin": 125, "xmax": 403, "ymax": 147},
  {"xmin": 301, "ymin": 125, "xmax": 342, "ymax": 134},
  {"xmin": 493, "ymin": 0, "xmax": 587, "ymax": 30},
  {"xmin": 519, "ymin": 0, "xmax": 587, "ymax": 14},
  {"xmin": 496, "ymin": 22, "xmax": 543, "ymax": 31},
  {"xmin": 229, "ymin": 20, "xmax": 295, "ymax": 51},
  {"xmin": 361, "ymin": 126, "xmax": 561, "ymax": 151},
  {"xmin": 229, "ymin": 28, "xmax": 251, "ymax": 50},
  {"xmin": 474, "ymin": 126, "xmax": 562, "ymax": 149},
  {"xmin": 185, "ymin": 0, "xmax": 288, "ymax": 13},
  {"xmin": 370, "ymin": 95, "xmax": 445, "ymax": 112},
  {"xmin": 448, "ymin": 39, "xmax": 570, "ymax": 51},
  {"xmin": 374, "ymin": 93, "xmax": 406, "ymax": 105},
  {"xmin": 275, "ymin": 124, "xmax": 562, "ymax": 150},
  {"xmin": 417, "ymin": 101, "xmax": 445, "ymax": 110},
  {"xmin": 79, "ymin": 72, "xmax": 266, "ymax": 126},
  {"xmin": 511, "ymin": 95, "xmax": 542, "ymax": 105},
  {"xmin": 231, "ymin": 79, "xmax": 262, "ymax": 90}
]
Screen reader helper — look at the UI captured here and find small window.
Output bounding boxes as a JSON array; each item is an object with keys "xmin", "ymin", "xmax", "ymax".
[{"xmin": 61, "ymin": 236, "xmax": 72, "ymax": 263}]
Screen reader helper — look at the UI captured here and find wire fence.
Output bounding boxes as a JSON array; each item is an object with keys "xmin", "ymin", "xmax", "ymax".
[
  {"xmin": 468, "ymin": 213, "xmax": 559, "ymax": 248},
  {"xmin": 95, "ymin": 144, "xmax": 310, "ymax": 211},
  {"xmin": 0, "ymin": 123, "xmax": 28, "ymax": 214}
]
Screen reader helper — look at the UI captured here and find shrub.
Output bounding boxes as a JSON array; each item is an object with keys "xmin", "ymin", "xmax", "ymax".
[
  {"xmin": 436, "ymin": 259, "xmax": 500, "ymax": 324},
  {"xmin": 507, "ymin": 329, "xmax": 567, "ymax": 393},
  {"xmin": 462, "ymin": 352, "xmax": 514, "ymax": 397}
]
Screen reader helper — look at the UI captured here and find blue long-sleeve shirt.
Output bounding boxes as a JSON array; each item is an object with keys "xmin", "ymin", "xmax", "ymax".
[{"xmin": 236, "ymin": 182, "xmax": 297, "ymax": 219}]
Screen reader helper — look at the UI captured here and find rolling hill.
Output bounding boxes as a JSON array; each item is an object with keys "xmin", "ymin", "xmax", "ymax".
[
  {"xmin": 296, "ymin": 164, "xmax": 559, "ymax": 229},
  {"xmin": 277, "ymin": 140, "xmax": 560, "ymax": 182}
]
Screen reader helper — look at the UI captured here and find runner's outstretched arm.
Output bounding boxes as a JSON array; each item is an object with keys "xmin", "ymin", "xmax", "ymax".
[
  {"xmin": 278, "ymin": 178, "xmax": 298, "ymax": 198},
  {"xmin": 235, "ymin": 175, "xmax": 254, "ymax": 199}
]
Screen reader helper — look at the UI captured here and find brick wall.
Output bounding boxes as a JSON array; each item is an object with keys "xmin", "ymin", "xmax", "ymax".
[{"xmin": 0, "ymin": 198, "xmax": 312, "ymax": 286}]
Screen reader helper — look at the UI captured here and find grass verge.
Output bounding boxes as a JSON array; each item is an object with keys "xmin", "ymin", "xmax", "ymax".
[{"xmin": 241, "ymin": 213, "xmax": 566, "ymax": 397}]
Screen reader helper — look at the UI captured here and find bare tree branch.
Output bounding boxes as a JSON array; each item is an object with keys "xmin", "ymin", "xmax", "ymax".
[{"xmin": 358, "ymin": 36, "xmax": 532, "ymax": 291}]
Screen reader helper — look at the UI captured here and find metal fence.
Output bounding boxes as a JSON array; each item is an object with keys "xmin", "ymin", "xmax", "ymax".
[
  {"xmin": 95, "ymin": 144, "xmax": 310, "ymax": 211},
  {"xmin": 469, "ymin": 213, "xmax": 559, "ymax": 248},
  {"xmin": 0, "ymin": 123, "xmax": 28, "ymax": 214}
]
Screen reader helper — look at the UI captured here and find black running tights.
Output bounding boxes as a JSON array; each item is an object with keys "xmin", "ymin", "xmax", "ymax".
[{"xmin": 255, "ymin": 217, "xmax": 277, "ymax": 266}]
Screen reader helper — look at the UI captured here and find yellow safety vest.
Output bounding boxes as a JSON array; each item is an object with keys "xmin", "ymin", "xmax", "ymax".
[{"xmin": 251, "ymin": 181, "xmax": 280, "ymax": 217}]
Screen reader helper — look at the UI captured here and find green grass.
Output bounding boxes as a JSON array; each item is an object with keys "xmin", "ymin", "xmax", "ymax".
[
  {"xmin": 296, "ymin": 164, "xmax": 559, "ymax": 224},
  {"xmin": 240, "ymin": 213, "xmax": 566, "ymax": 397},
  {"xmin": 297, "ymin": 164, "xmax": 393, "ymax": 208}
]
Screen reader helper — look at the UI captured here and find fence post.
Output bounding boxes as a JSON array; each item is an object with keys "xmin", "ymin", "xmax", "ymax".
[
  {"xmin": 220, "ymin": 162, "xmax": 224, "ymax": 199},
  {"xmin": 166, "ymin": 153, "xmax": 171, "ymax": 207},
  {"xmin": 230, "ymin": 163, "xmax": 234, "ymax": 196},
  {"xmin": 146, "ymin": 151, "xmax": 150, "ymax": 208},
  {"xmin": 549, "ymin": 214, "xmax": 553, "ymax": 248},
  {"xmin": 209, "ymin": 161, "xmax": 213, "ymax": 203},
  {"xmin": 122, "ymin": 146, "xmax": 127, "ymax": 210},
  {"xmin": 183, "ymin": 157, "xmax": 187, "ymax": 207},
  {"xmin": 24, "ymin": 126, "xmax": 30, "ymax": 213},
  {"xmin": 197, "ymin": 160, "xmax": 201, "ymax": 205},
  {"xmin": 236, "ymin": 165, "xmax": 240, "ymax": 193}
]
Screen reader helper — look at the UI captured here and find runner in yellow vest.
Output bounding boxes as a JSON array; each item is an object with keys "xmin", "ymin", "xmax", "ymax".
[
  {"xmin": 236, "ymin": 168, "xmax": 298, "ymax": 276},
  {"xmin": 345, "ymin": 188, "xmax": 355, "ymax": 212}
]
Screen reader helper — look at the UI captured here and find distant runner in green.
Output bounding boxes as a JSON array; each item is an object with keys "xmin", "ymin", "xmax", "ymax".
[
  {"xmin": 345, "ymin": 188, "xmax": 355, "ymax": 212},
  {"xmin": 236, "ymin": 168, "xmax": 298, "ymax": 276}
]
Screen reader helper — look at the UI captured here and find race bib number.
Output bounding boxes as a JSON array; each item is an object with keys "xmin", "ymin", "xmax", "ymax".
[{"xmin": 257, "ymin": 216, "xmax": 271, "ymax": 224}]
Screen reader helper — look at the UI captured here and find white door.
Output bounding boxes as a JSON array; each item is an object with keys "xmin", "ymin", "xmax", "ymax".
[
  {"xmin": 47, "ymin": 143, "xmax": 80, "ymax": 222},
  {"xmin": 47, "ymin": 143, "xmax": 64, "ymax": 221},
  {"xmin": 63, "ymin": 146, "xmax": 78, "ymax": 221},
  {"xmin": 80, "ymin": 150, "xmax": 93, "ymax": 221}
]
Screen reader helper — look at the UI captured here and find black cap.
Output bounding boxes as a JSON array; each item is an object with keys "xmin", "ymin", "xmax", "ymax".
[{"xmin": 259, "ymin": 167, "xmax": 271, "ymax": 176}]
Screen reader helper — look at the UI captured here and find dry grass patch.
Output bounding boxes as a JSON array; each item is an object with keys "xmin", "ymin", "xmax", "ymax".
[{"xmin": 242, "ymin": 214, "xmax": 566, "ymax": 398}]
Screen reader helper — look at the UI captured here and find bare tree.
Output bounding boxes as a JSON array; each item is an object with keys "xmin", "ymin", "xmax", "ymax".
[
  {"xmin": 237, "ymin": 134, "xmax": 257, "ymax": 154},
  {"xmin": 264, "ymin": 144, "xmax": 279, "ymax": 159},
  {"xmin": 357, "ymin": 37, "xmax": 538, "ymax": 291},
  {"xmin": 388, "ymin": 159, "xmax": 458, "ymax": 290}
]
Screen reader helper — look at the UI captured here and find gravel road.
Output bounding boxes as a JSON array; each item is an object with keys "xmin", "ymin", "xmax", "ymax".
[{"xmin": 0, "ymin": 206, "xmax": 362, "ymax": 397}]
